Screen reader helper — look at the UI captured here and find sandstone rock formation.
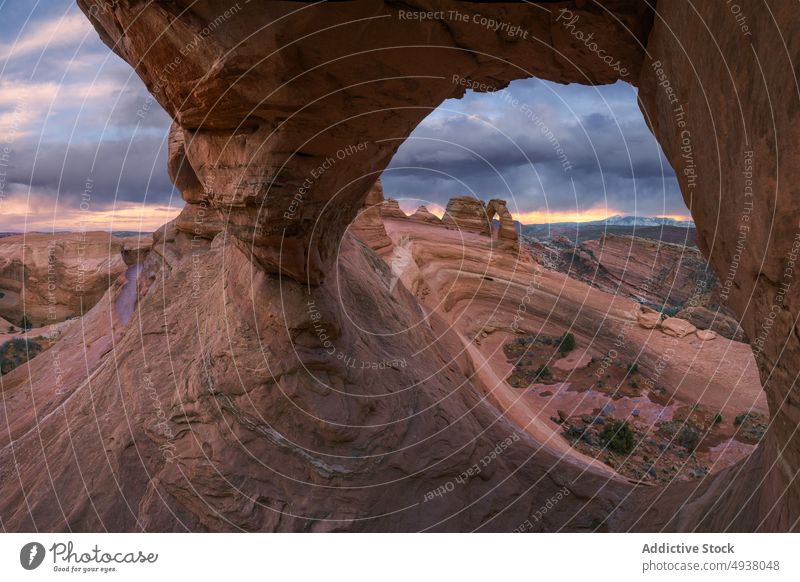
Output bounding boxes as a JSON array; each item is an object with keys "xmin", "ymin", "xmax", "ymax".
[
  {"xmin": 629, "ymin": 0, "xmax": 800, "ymax": 533},
  {"xmin": 677, "ymin": 305, "xmax": 746, "ymax": 342},
  {"xmin": 78, "ymin": 0, "xmax": 652, "ymax": 284},
  {"xmin": 696, "ymin": 329, "xmax": 717, "ymax": 341},
  {"xmin": 544, "ymin": 233, "xmax": 745, "ymax": 341},
  {"xmin": 660, "ymin": 317, "xmax": 697, "ymax": 339},
  {"xmin": 441, "ymin": 196, "xmax": 490, "ymax": 236},
  {"xmin": 486, "ymin": 198, "xmax": 518, "ymax": 243},
  {"xmin": 120, "ymin": 235, "xmax": 153, "ymax": 266},
  {"xmin": 408, "ymin": 205, "xmax": 442, "ymax": 225},
  {"xmin": 381, "ymin": 198, "xmax": 408, "ymax": 220},
  {"xmin": 9, "ymin": 0, "xmax": 790, "ymax": 532},
  {"xmin": 637, "ymin": 307, "xmax": 661, "ymax": 330}
]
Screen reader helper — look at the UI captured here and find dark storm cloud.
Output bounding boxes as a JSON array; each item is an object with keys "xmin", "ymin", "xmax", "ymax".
[
  {"xmin": 4, "ymin": 134, "xmax": 174, "ymax": 206},
  {"xmin": 1, "ymin": 1, "xmax": 174, "ymax": 213}
]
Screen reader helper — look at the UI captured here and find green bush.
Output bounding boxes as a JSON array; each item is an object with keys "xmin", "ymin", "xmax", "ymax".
[
  {"xmin": 677, "ymin": 425, "xmax": 700, "ymax": 452},
  {"xmin": 0, "ymin": 338, "xmax": 43, "ymax": 375},
  {"xmin": 627, "ymin": 363, "xmax": 638, "ymax": 375},
  {"xmin": 713, "ymin": 413, "xmax": 723, "ymax": 424},
  {"xmin": 535, "ymin": 364, "xmax": 551, "ymax": 379},
  {"xmin": 558, "ymin": 332, "xmax": 576, "ymax": 355},
  {"xmin": 599, "ymin": 420, "xmax": 636, "ymax": 454},
  {"xmin": 20, "ymin": 315, "xmax": 32, "ymax": 331}
]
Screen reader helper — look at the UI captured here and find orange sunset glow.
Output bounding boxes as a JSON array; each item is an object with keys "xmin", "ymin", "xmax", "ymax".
[{"xmin": 0, "ymin": 197, "xmax": 182, "ymax": 232}]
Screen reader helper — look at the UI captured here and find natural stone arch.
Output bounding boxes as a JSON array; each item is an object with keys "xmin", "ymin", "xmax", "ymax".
[
  {"xmin": 485, "ymin": 198, "xmax": 518, "ymax": 243},
  {"xmin": 63, "ymin": 0, "xmax": 800, "ymax": 531}
]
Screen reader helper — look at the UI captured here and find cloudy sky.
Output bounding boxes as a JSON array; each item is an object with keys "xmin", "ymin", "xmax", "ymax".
[
  {"xmin": 0, "ymin": 0, "xmax": 176, "ymax": 232},
  {"xmin": 385, "ymin": 79, "xmax": 688, "ymax": 223},
  {"xmin": 0, "ymin": 1, "xmax": 688, "ymax": 232}
]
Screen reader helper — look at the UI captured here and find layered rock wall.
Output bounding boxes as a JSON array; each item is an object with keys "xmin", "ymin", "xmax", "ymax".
[{"xmin": 348, "ymin": 178, "xmax": 394, "ymax": 256}]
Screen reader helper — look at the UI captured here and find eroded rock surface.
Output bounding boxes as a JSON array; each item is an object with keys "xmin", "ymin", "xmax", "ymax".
[
  {"xmin": 349, "ymin": 179, "xmax": 393, "ymax": 256},
  {"xmin": 486, "ymin": 198, "xmax": 518, "ymax": 243},
  {"xmin": 409, "ymin": 205, "xmax": 442, "ymax": 225},
  {"xmin": 661, "ymin": 317, "xmax": 697, "ymax": 339},
  {"xmin": 0, "ymin": 232, "xmax": 138, "ymax": 326},
  {"xmin": 381, "ymin": 198, "xmax": 408, "ymax": 220},
  {"xmin": 442, "ymin": 196, "xmax": 491, "ymax": 236}
]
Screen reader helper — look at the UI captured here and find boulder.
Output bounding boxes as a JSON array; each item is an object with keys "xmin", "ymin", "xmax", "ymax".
[
  {"xmin": 637, "ymin": 307, "xmax": 662, "ymax": 329},
  {"xmin": 677, "ymin": 306, "xmax": 746, "ymax": 342},
  {"xmin": 696, "ymin": 329, "xmax": 717, "ymax": 341},
  {"xmin": 661, "ymin": 317, "xmax": 697, "ymax": 338}
]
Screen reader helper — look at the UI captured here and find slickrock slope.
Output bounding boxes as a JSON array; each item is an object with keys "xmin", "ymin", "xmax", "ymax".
[
  {"xmin": 381, "ymin": 219, "xmax": 765, "ymax": 448},
  {"xmin": 0, "ymin": 232, "xmax": 142, "ymax": 327},
  {"xmin": 7, "ymin": 0, "xmax": 793, "ymax": 531}
]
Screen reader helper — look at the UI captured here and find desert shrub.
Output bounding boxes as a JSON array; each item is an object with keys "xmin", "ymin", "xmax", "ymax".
[
  {"xmin": 0, "ymin": 338, "xmax": 43, "ymax": 375},
  {"xmin": 661, "ymin": 306, "xmax": 680, "ymax": 318},
  {"xmin": 599, "ymin": 420, "xmax": 635, "ymax": 455},
  {"xmin": 558, "ymin": 332, "xmax": 576, "ymax": 355},
  {"xmin": 677, "ymin": 425, "xmax": 700, "ymax": 452},
  {"xmin": 713, "ymin": 413, "xmax": 723, "ymax": 424},
  {"xmin": 535, "ymin": 364, "xmax": 551, "ymax": 379},
  {"xmin": 627, "ymin": 363, "xmax": 638, "ymax": 374},
  {"xmin": 20, "ymin": 314, "xmax": 32, "ymax": 331},
  {"xmin": 734, "ymin": 413, "xmax": 749, "ymax": 426}
]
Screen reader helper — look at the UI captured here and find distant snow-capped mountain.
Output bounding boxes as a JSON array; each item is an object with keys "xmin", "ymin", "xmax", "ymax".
[
  {"xmin": 590, "ymin": 215, "xmax": 695, "ymax": 227},
  {"xmin": 520, "ymin": 215, "xmax": 695, "ymax": 228}
]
